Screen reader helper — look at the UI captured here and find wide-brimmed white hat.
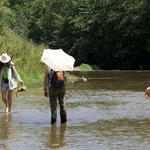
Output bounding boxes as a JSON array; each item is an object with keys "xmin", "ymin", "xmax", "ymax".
[{"xmin": 0, "ymin": 53, "xmax": 11, "ymax": 63}]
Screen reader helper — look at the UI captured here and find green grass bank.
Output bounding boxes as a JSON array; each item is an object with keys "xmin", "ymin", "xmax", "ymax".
[
  {"xmin": 0, "ymin": 29, "xmax": 45, "ymax": 87},
  {"xmin": 0, "ymin": 29, "xmax": 99, "ymax": 87}
]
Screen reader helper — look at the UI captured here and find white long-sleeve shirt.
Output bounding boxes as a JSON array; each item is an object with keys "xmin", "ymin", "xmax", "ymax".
[{"xmin": 0, "ymin": 61, "xmax": 22, "ymax": 90}]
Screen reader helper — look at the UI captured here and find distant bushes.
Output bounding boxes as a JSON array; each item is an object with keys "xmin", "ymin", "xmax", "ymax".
[{"xmin": 78, "ymin": 63, "xmax": 100, "ymax": 71}]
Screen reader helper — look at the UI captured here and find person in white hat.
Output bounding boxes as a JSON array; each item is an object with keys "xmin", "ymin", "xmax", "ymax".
[{"xmin": 0, "ymin": 53, "xmax": 23, "ymax": 112}]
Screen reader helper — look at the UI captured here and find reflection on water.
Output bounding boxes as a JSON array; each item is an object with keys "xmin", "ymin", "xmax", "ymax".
[
  {"xmin": 0, "ymin": 71, "xmax": 150, "ymax": 149},
  {"xmin": 46, "ymin": 124, "xmax": 66, "ymax": 149},
  {"xmin": 0, "ymin": 113, "xmax": 12, "ymax": 150},
  {"xmin": 0, "ymin": 113, "xmax": 12, "ymax": 140}
]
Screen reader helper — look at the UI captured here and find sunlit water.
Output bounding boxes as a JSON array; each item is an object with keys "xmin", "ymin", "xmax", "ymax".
[{"xmin": 0, "ymin": 71, "xmax": 150, "ymax": 150}]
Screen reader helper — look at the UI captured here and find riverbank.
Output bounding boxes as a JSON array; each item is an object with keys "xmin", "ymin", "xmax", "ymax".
[
  {"xmin": 0, "ymin": 29, "xmax": 44, "ymax": 87},
  {"xmin": 0, "ymin": 30, "xmax": 99, "ymax": 87},
  {"xmin": 20, "ymin": 64, "xmax": 97, "ymax": 87}
]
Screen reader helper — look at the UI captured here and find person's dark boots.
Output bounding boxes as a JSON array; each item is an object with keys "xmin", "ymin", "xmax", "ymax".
[
  {"xmin": 61, "ymin": 120, "xmax": 67, "ymax": 123},
  {"xmin": 51, "ymin": 118, "xmax": 56, "ymax": 124},
  {"xmin": 61, "ymin": 115, "xmax": 67, "ymax": 123}
]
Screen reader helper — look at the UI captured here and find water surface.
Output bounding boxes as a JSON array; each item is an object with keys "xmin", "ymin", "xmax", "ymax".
[{"xmin": 0, "ymin": 71, "xmax": 150, "ymax": 150}]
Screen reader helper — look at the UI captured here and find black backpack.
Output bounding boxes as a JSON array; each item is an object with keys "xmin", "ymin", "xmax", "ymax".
[{"xmin": 48, "ymin": 69, "xmax": 66, "ymax": 88}]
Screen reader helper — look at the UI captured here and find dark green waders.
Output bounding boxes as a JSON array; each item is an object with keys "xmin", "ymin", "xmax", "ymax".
[{"xmin": 48, "ymin": 85, "xmax": 67, "ymax": 124}]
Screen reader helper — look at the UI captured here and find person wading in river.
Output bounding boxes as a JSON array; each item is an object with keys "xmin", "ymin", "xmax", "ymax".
[
  {"xmin": 43, "ymin": 66, "xmax": 67, "ymax": 124},
  {"xmin": 0, "ymin": 53, "xmax": 23, "ymax": 112}
]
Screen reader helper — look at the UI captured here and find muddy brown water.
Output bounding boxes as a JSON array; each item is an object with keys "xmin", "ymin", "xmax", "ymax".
[{"xmin": 0, "ymin": 71, "xmax": 150, "ymax": 150}]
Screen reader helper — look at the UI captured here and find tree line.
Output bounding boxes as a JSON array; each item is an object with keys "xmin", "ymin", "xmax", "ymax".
[{"xmin": 1, "ymin": 0, "xmax": 150, "ymax": 69}]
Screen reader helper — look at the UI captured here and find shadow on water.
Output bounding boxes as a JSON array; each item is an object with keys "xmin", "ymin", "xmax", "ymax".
[{"xmin": 0, "ymin": 71, "xmax": 150, "ymax": 149}]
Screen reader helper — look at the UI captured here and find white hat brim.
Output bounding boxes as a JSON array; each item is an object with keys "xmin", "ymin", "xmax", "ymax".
[{"xmin": 0, "ymin": 56, "xmax": 11, "ymax": 63}]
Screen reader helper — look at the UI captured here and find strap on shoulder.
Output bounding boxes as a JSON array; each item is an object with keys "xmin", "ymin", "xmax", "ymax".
[{"xmin": 48, "ymin": 69, "xmax": 54, "ymax": 82}]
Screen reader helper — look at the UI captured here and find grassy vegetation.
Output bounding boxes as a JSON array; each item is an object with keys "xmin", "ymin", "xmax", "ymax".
[
  {"xmin": 78, "ymin": 64, "xmax": 93, "ymax": 71},
  {"xmin": 78, "ymin": 63, "xmax": 100, "ymax": 71},
  {"xmin": 0, "ymin": 30, "xmax": 99, "ymax": 87},
  {"xmin": 0, "ymin": 29, "xmax": 45, "ymax": 87}
]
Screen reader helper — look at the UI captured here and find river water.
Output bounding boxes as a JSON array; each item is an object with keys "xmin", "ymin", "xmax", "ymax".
[{"xmin": 0, "ymin": 71, "xmax": 150, "ymax": 150}]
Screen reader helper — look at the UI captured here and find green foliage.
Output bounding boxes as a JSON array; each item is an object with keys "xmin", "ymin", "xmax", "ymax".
[
  {"xmin": 0, "ymin": 29, "xmax": 45, "ymax": 86},
  {"xmin": 0, "ymin": 0, "xmax": 150, "ymax": 87},
  {"xmin": 78, "ymin": 64, "xmax": 93, "ymax": 71},
  {"xmin": 0, "ymin": 29, "xmax": 76, "ymax": 86},
  {"xmin": 0, "ymin": 0, "xmax": 13, "ymax": 34},
  {"xmin": 91, "ymin": 65, "xmax": 100, "ymax": 70},
  {"xmin": 5, "ymin": 0, "xmax": 150, "ymax": 69}
]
